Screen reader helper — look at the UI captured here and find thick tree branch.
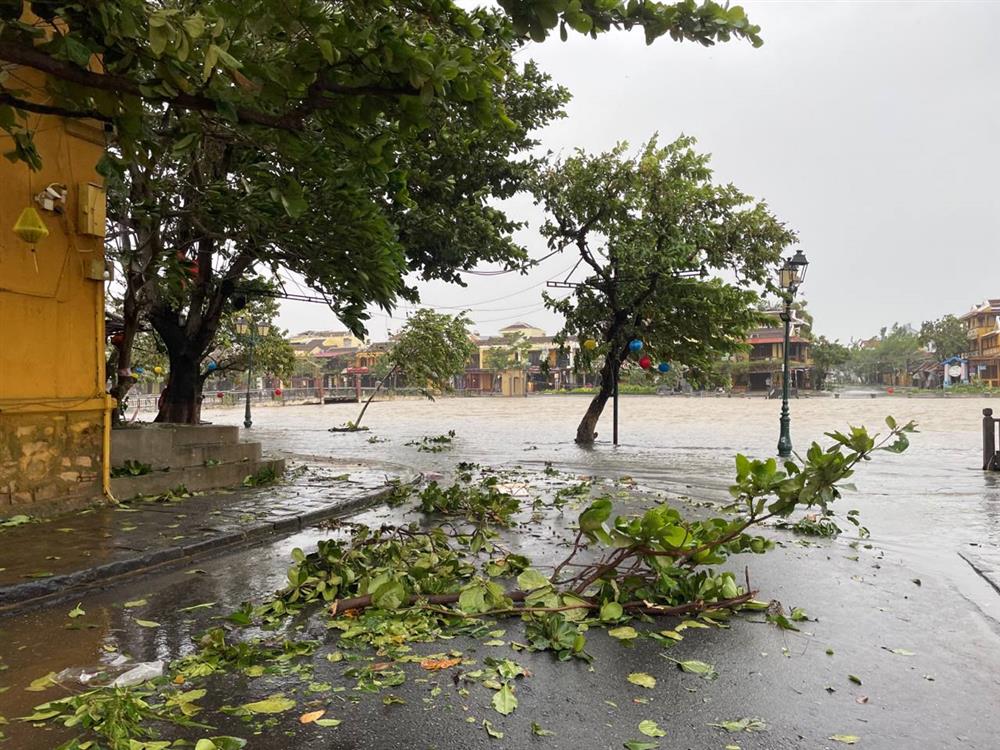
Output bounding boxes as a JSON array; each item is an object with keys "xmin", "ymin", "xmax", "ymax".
[{"xmin": 0, "ymin": 89, "xmax": 111, "ymax": 122}]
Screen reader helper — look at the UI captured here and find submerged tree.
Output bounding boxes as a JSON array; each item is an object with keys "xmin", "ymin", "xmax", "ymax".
[
  {"xmin": 919, "ymin": 314, "xmax": 967, "ymax": 360},
  {"xmin": 341, "ymin": 310, "xmax": 476, "ymax": 431},
  {"xmin": 534, "ymin": 136, "xmax": 797, "ymax": 444}
]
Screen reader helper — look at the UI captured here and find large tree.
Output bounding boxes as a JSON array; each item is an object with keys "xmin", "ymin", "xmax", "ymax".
[
  {"xmin": 534, "ymin": 136, "xmax": 796, "ymax": 444},
  {"xmin": 0, "ymin": 1, "xmax": 762, "ymax": 423},
  {"xmin": 919, "ymin": 314, "xmax": 968, "ymax": 360},
  {"xmin": 345, "ymin": 309, "xmax": 475, "ymax": 430}
]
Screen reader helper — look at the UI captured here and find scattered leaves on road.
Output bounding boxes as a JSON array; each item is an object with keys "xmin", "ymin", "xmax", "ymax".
[
  {"xmin": 67, "ymin": 603, "xmax": 85, "ymax": 619},
  {"xmin": 531, "ymin": 722, "xmax": 555, "ymax": 736},
  {"xmin": 420, "ymin": 657, "xmax": 462, "ymax": 671},
  {"xmin": 236, "ymin": 695, "xmax": 296, "ymax": 715},
  {"xmin": 299, "ymin": 710, "xmax": 325, "ymax": 724},
  {"xmin": 492, "ymin": 683, "xmax": 517, "ymax": 715},
  {"xmin": 829, "ymin": 735, "xmax": 859, "ymax": 744},
  {"xmin": 134, "ymin": 619, "xmax": 161, "ymax": 629},
  {"xmin": 608, "ymin": 626, "xmax": 639, "ymax": 640},
  {"xmin": 848, "ymin": 675, "xmax": 862, "ymax": 685}
]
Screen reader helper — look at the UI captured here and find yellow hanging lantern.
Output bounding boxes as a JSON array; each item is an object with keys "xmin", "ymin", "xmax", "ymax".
[
  {"xmin": 583, "ymin": 339, "xmax": 598, "ymax": 350},
  {"xmin": 14, "ymin": 206, "xmax": 49, "ymax": 244}
]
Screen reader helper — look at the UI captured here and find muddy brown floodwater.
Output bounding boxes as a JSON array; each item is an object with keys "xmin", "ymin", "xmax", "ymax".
[{"xmin": 207, "ymin": 394, "xmax": 1000, "ymax": 603}]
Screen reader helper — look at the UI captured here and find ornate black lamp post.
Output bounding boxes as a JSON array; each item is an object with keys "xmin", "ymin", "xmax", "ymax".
[
  {"xmin": 777, "ymin": 249, "xmax": 809, "ymax": 458},
  {"xmin": 236, "ymin": 318, "xmax": 270, "ymax": 429}
]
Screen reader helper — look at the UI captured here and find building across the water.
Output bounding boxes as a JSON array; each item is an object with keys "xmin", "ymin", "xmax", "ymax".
[
  {"xmin": 730, "ymin": 312, "xmax": 814, "ymax": 392},
  {"xmin": 961, "ymin": 299, "xmax": 1000, "ymax": 387}
]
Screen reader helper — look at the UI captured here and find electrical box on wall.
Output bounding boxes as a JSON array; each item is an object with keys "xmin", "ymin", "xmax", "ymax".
[{"xmin": 77, "ymin": 182, "xmax": 106, "ymax": 237}]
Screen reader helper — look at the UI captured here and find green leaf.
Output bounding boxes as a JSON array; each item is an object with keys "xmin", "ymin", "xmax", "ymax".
[
  {"xmin": 579, "ymin": 498, "xmax": 612, "ymax": 533},
  {"xmin": 178, "ymin": 601, "xmax": 216, "ymax": 612},
  {"xmin": 607, "ymin": 626, "xmax": 638, "ymax": 640},
  {"xmin": 123, "ymin": 599, "xmax": 148, "ymax": 609},
  {"xmin": 829, "ymin": 736, "xmax": 859, "ymax": 745},
  {"xmin": 638, "ymin": 720, "xmax": 666, "ymax": 737},
  {"xmin": 623, "ymin": 741, "xmax": 659, "ymax": 750},
  {"xmin": 194, "ymin": 739, "xmax": 247, "ymax": 750},
  {"xmin": 599, "ymin": 601, "xmax": 623, "ymax": 621},
  {"xmin": 238, "ymin": 695, "xmax": 296, "ymax": 714},
  {"xmin": 848, "ymin": 674, "xmax": 862, "ymax": 685},
  {"xmin": 134, "ymin": 619, "xmax": 161, "ymax": 628},
  {"xmin": 491, "ymin": 683, "xmax": 517, "ymax": 715},
  {"xmin": 371, "ymin": 580, "xmax": 406, "ymax": 610},
  {"xmin": 314, "ymin": 719, "xmax": 342, "ymax": 727},
  {"xmin": 887, "ymin": 648, "xmax": 914, "ymax": 656},
  {"xmin": 25, "ymin": 672, "xmax": 57, "ymax": 692},
  {"xmin": 708, "ymin": 718, "xmax": 766, "ymax": 733},
  {"xmin": 68, "ymin": 603, "xmax": 85, "ymax": 619},
  {"xmin": 531, "ymin": 722, "xmax": 555, "ymax": 736},
  {"xmin": 627, "ymin": 672, "xmax": 656, "ymax": 689},
  {"xmin": 516, "ymin": 568, "xmax": 549, "ymax": 591},
  {"xmin": 483, "ymin": 719, "xmax": 503, "ymax": 739},
  {"xmin": 664, "ymin": 657, "xmax": 718, "ymax": 680}
]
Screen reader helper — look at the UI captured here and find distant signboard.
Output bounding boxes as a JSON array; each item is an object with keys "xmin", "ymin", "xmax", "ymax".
[{"xmin": 948, "ymin": 365, "xmax": 963, "ymax": 378}]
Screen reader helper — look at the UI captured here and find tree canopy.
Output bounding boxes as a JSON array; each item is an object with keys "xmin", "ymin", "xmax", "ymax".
[
  {"xmin": 534, "ymin": 136, "xmax": 796, "ymax": 443},
  {"xmin": 919, "ymin": 314, "xmax": 968, "ymax": 360},
  {"xmin": 0, "ymin": 1, "xmax": 764, "ymax": 423}
]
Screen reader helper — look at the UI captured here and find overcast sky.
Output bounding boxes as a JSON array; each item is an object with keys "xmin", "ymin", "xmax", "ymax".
[{"xmin": 276, "ymin": 0, "xmax": 1000, "ymax": 344}]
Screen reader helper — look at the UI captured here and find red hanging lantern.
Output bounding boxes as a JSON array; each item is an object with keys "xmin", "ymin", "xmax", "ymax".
[
  {"xmin": 216, "ymin": 391, "xmax": 224, "ymax": 399},
  {"xmin": 639, "ymin": 355, "xmax": 652, "ymax": 370},
  {"xmin": 274, "ymin": 388, "xmax": 283, "ymax": 397}
]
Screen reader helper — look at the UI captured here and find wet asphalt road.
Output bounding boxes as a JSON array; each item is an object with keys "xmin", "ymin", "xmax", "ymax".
[{"xmin": 2, "ymin": 396, "xmax": 999, "ymax": 749}]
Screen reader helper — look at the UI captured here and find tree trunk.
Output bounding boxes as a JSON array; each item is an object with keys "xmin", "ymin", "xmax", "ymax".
[
  {"xmin": 155, "ymin": 352, "xmax": 203, "ymax": 424},
  {"xmin": 575, "ymin": 348, "xmax": 623, "ymax": 445},
  {"xmin": 353, "ymin": 364, "xmax": 396, "ymax": 428}
]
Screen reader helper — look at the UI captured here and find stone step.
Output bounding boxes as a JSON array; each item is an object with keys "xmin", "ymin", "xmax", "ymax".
[
  {"xmin": 168, "ymin": 441, "xmax": 262, "ymax": 469},
  {"xmin": 109, "ymin": 458, "xmax": 285, "ymax": 500},
  {"xmin": 168, "ymin": 424, "xmax": 240, "ymax": 447}
]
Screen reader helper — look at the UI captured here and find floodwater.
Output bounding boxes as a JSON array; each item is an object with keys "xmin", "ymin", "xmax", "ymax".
[
  {"xmin": 208, "ymin": 393, "xmax": 1000, "ymax": 604},
  {"xmin": 2, "ymin": 394, "xmax": 999, "ymax": 749}
]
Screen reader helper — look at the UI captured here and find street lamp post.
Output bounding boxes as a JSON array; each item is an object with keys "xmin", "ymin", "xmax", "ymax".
[
  {"xmin": 776, "ymin": 249, "xmax": 809, "ymax": 458},
  {"xmin": 235, "ymin": 318, "xmax": 270, "ymax": 429}
]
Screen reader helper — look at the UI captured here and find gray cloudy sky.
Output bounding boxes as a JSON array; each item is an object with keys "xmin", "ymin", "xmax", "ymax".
[{"xmin": 276, "ymin": 0, "xmax": 1000, "ymax": 343}]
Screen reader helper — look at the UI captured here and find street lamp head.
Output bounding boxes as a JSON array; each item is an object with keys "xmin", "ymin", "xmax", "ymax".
[
  {"xmin": 778, "ymin": 249, "xmax": 808, "ymax": 292},
  {"xmin": 235, "ymin": 318, "xmax": 249, "ymax": 335},
  {"xmin": 257, "ymin": 323, "xmax": 271, "ymax": 337},
  {"xmin": 788, "ymin": 249, "xmax": 808, "ymax": 285}
]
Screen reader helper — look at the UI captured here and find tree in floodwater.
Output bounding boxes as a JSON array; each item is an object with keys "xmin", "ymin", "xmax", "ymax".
[
  {"xmin": 534, "ymin": 136, "xmax": 797, "ymax": 444},
  {"xmin": 342, "ymin": 310, "xmax": 476, "ymax": 431}
]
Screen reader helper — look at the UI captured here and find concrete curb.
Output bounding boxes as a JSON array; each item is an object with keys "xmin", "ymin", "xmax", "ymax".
[{"xmin": 0, "ymin": 477, "xmax": 415, "ymax": 613}]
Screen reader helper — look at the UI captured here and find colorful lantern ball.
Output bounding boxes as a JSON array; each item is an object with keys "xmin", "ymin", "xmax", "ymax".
[
  {"xmin": 583, "ymin": 338, "xmax": 598, "ymax": 350},
  {"xmin": 216, "ymin": 391, "xmax": 224, "ymax": 399},
  {"xmin": 638, "ymin": 355, "xmax": 652, "ymax": 370},
  {"xmin": 657, "ymin": 362, "xmax": 671, "ymax": 373},
  {"xmin": 134, "ymin": 366, "xmax": 144, "ymax": 374},
  {"xmin": 153, "ymin": 366, "xmax": 163, "ymax": 375},
  {"xmin": 207, "ymin": 361, "xmax": 217, "ymax": 371},
  {"xmin": 274, "ymin": 388, "xmax": 283, "ymax": 397},
  {"xmin": 629, "ymin": 339, "xmax": 643, "ymax": 353}
]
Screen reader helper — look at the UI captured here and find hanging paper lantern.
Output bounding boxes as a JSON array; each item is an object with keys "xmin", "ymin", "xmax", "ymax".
[
  {"xmin": 274, "ymin": 388, "xmax": 283, "ymax": 397},
  {"xmin": 207, "ymin": 361, "xmax": 217, "ymax": 372},
  {"xmin": 153, "ymin": 366, "xmax": 163, "ymax": 375},
  {"xmin": 657, "ymin": 362, "xmax": 671, "ymax": 373},
  {"xmin": 134, "ymin": 366, "xmax": 145, "ymax": 374},
  {"xmin": 639, "ymin": 355, "xmax": 652, "ymax": 370},
  {"xmin": 629, "ymin": 339, "xmax": 643, "ymax": 353},
  {"xmin": 583, "ymin": 339, "xmax": 598, "ymax": 350},
  {"xmin": 13, "ymin": 206, "xmax": 49, "ymax": 244},
  {"xmin": 216, "ymin": 391, "xmax": 224, "ymax": 399}
]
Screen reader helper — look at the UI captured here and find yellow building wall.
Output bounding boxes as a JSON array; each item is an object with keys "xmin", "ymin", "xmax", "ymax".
[{"xmin": 0, "ymin": 69, "xmax": 111, "ymax": 512}]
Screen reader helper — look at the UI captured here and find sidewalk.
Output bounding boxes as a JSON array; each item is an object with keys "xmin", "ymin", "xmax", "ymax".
[{"xmin": 0, "ymin": 461, "xmax": 414, "ymax": 610}]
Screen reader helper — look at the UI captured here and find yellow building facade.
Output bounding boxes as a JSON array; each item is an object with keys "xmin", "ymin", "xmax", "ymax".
[{"xmin": 0, "ymin": 67, "xmax": 112, "ymax": 512}]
